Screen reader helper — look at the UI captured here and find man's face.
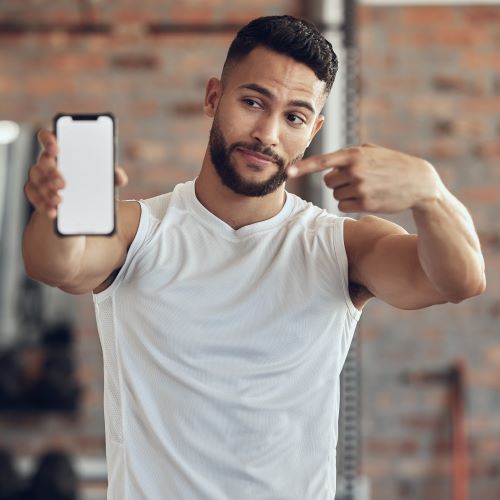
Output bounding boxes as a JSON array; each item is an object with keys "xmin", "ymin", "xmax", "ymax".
[{"xmin": 206, "ymin": 46, "xmax": 326, "ymax": 197}]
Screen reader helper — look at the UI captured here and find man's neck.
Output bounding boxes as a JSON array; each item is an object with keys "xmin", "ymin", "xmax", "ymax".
[{"xmin": 195, "ymin": 152, "xmax": 287, "ymax": 231}]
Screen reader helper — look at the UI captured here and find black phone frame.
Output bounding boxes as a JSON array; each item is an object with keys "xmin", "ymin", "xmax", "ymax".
[{"xmin": 52, "ymin": 112, "xmax": 117, "ymax": 237}]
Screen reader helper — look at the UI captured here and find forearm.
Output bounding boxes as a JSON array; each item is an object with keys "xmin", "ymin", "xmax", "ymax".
[
  {"xmin": 412, "ymin": 175, "xmax": 486, "ymax": 301},
  {"xmin": 22, "ymin": 211, "xmax": 86, "ymax": 287}
]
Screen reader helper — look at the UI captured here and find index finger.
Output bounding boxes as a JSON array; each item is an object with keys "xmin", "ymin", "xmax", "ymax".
[
  {"xmin": 37, "ymin": 128, "xmax": 58, "ymax": 158},
  {"xmin": 287, "ymin": 148, "xmax": 355, "ymax": 178}
]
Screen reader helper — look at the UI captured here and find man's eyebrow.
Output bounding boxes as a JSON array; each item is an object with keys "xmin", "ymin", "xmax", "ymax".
[{"xmin": 237, "ymin": 83, "xmax": 316, "ymax": 115}]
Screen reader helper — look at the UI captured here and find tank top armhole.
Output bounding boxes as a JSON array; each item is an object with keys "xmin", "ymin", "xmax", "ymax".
[
  {"xmin": 332, "ymin": 216, "xmax": 362, "ymax": 320},
  {"xmin": 92, "ymin": 200, "xmax": 150, "ymax": 303}
]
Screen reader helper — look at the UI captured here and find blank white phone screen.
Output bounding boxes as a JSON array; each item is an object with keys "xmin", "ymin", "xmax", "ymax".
[{"xmin": 56, "ymin": 115, "xmax": 114, "ymax": 235}]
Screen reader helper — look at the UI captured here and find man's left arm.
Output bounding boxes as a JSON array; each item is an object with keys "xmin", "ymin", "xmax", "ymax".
[{"xmin": 286, "ymin": 144, "xmax": 486, "ymax": 309}]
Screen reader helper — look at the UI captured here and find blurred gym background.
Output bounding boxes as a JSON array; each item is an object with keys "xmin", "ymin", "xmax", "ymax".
[{"xmin": 1, "ymin": 0, "xmax": 499, "ymax": 499}]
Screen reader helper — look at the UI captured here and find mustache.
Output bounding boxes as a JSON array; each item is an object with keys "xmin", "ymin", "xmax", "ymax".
[{"xmin": 229, "ymin": 142, "xmax": 285, "ymax": 168}]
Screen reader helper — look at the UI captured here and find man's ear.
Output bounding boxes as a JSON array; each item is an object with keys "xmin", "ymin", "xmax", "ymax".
[
  {"xmin": 204, "ymin": 77, "xmax": 221, "ymax": 118},
  {"xmin": 307, "ymin": 114, "xmax": 325, "ymax": 148}
]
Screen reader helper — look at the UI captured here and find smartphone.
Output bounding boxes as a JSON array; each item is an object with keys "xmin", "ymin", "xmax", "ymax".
[{"xmin": 53, "ymin": 113, "xmax": 116, "ymax": 236}]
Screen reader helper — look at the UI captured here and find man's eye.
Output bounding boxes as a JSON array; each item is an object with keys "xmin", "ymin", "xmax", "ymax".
[
  {"xmin": 243, "ymin": 99, "xmax": 261, "ymax": 108},
  {"xmin": 287, "ymin": 114, "xmax": 305, "ymax": 125}
]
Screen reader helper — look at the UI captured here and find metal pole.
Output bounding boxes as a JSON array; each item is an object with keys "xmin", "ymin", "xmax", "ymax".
[{"xmin": 304, "ymin": 1, "xmax": 365, "ymax": 499}]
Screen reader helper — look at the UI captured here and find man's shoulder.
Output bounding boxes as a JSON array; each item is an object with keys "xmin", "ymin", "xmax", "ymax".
[
  {"xmin": 140, "ymin": 190, "xmax": 175, "ymax": 215},
  {"xmin": 117, "ymin": 200, "xmax": 142, "ymax": 250},
  {"xmin": 286, "ymin": 193, "xmax": 340, "ymax": 227}
]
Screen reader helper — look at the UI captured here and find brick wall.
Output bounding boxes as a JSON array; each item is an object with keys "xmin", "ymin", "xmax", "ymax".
[
  {"xmin": 0, "ymin": 0, "xmax": 302, "ymax": 462},
  {"xmin": 358, "ymin": 5, "xmax": 500, "ymax": 499}
]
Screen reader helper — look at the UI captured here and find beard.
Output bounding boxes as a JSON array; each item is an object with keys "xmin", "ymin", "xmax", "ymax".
[{"xmin": 208, "ymin": 117, "xmax": 304, "ymax": 197}]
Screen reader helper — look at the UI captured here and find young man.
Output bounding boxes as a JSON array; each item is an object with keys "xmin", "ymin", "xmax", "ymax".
[{"xmin": 23, "ymin": 15, "xmax": 485, "ymax": 500}]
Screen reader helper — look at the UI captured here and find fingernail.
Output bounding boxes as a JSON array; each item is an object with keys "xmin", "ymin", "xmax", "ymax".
[{"xmin": 287, "ymin": 166, "xmax": 298, "ymax": 177}]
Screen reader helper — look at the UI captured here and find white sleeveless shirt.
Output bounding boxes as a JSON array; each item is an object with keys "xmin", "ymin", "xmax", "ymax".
[{"xmin": 92, "ymin": 178, "xmax": 361, "ymax": 499}]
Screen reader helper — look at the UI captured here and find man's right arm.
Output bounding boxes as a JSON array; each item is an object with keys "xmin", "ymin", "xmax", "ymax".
[{"xmin": 22, "ymin": 128, "xmax": 137, "ymax": 295}]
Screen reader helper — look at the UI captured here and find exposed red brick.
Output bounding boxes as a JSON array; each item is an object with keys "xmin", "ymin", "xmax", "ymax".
[
  {"xmin": 468, "ymin": 369, "xmax": 500, "ymax": 387},
  {"xmin": 168, "ymin": 7, "xmax": 214, "ymax": 24},
  {"xmin": 401, "ymin": 6, "xmax": 454, "ymax": 25},
  {"xmin": 461, "ymin": 6, "xmax": 500, "ymax": 24},
  {"xmin": 124, "ymin": 139, "xmax": 168, "ymax": 162},
  {"xmin": 432, "ymin": 75, "xmax": 481, "ymax": 94},
  {"xmin": 488, "ymin": 302, "xmax": 500, "ymax": 318},
  {"xmin": 140, "ymin": 164, "xmax": 194, "ymax": 187},
  {"xmin": 477, "ymin": 231, "xmax": 500, "ymax": 249},
  {"xmin": 461, "ymin": 51, "xmax": 500, "ymax": 69},
  {"xmin": 461, "ymin": 186, "xmax": 500, "ymax": 204},
  {"xmin": 429, "ymin": 138, "xmax": 460, "ymax": 159},
  {"xmin": 366, "ymin": 437, "xmax": 419, "ymax": 455},
  {"xmin": 469, "ymin": 459, "xmax": 500, "ymax": 478},
  {"xmin": 473, "ymin": 141, "xmax": 500, "ymax": 159},
  {"xmin": 0, "ymin": 76, "xmax": 17, "ymax": 92},
  {"xmin": 110, "ymin": 53, "xmax": 159, "ymax": 70},
  {"xmin": 401, "ymin": 415, "xmax": 447, "ymax": 431},
  {"xmin": 433, "ymin": 28, "xmax": 491, "ymax": 46},
  {"xmin": 49, "ymin": 53, "xmax": 107, "ymax": 72},
  {"xmin": 130, "ymin": 100, "xmax": 159, "ymax": 118},
  {"xmin": 25, "ymin": 77, "xmax": 77, "ymax": 96},
  {"xmin": 171, "ymin": 101, "xmax": 204, "ymax": 117}
]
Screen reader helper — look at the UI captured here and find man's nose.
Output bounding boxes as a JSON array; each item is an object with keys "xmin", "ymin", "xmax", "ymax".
[{"xmin": 250, "ymin": 114, "xmax": 280, "ymax": 147}]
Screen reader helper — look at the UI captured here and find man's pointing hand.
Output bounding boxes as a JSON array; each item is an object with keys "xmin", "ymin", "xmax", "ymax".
[{"xmin": 286, "ymin": 143, "xmax": 443, "ymax": 214}]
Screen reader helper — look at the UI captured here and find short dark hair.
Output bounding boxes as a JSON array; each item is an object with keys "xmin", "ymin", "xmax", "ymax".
[{"xmin": 222, "ymin": 15, "xmax": 338, "ymax": 96}]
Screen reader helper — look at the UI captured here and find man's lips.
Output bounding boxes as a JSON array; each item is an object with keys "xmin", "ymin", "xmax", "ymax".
[{"xmin": 236, "ymin": 147, "xmax": 276, "ymax": 165}]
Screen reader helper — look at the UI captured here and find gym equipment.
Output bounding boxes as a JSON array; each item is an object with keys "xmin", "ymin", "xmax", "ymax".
[
  {"xmin": 402, "ymin": 358, "xmax": 469, "ymax": 500},
  {"xmin": 21, "ymin": 450, "xmax": 77, "ymax": 500}
]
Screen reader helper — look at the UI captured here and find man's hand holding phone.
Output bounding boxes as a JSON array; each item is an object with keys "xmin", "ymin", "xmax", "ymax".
[
  {"xmin": 22, "ymin": 125, "xmax": 135, "ymax": 292},
  {"xmin": 24, "ymin": 128, "xmax": 129, "ymax": 221}
]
